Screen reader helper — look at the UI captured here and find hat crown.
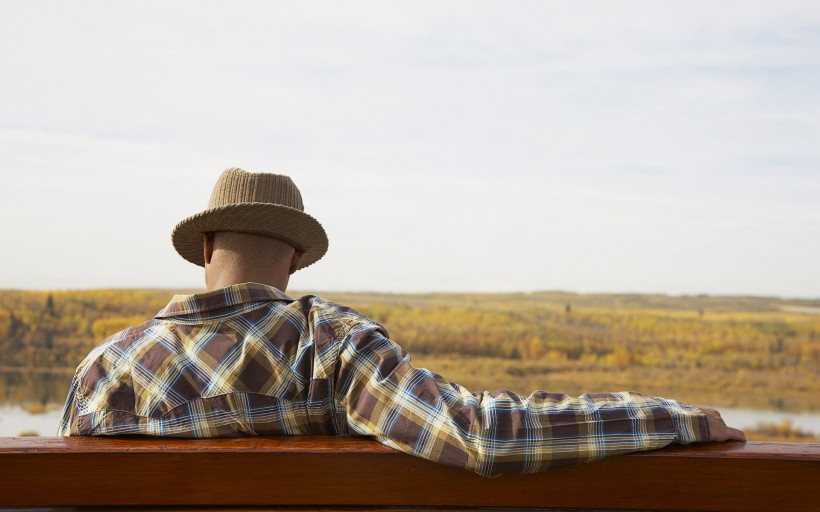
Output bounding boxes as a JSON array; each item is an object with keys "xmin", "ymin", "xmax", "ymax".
[{"xmin": 208, "ymin": 168, "xmax": 304, "ymax": 211}]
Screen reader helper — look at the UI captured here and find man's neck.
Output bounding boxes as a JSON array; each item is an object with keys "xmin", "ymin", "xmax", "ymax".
[{"xmin": 206, "ymin": 270, "xmax": 289, "ymax": 292}]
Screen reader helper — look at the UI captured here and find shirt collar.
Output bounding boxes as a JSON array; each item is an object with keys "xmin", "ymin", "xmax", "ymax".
[{"xmin": 156, "ymin": 282, "xmax": 293, "ymax": 318}]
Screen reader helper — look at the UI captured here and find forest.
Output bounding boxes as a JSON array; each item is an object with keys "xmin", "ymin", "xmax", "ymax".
[{"xmin": 1, "ymin": 288, "xmax": 819, "ymax": 441}]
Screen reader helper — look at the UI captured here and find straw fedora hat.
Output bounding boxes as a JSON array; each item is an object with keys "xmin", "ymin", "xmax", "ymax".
[{"xmin": 172, "ymin": 168, "xmax": 328, "ymax": 270}]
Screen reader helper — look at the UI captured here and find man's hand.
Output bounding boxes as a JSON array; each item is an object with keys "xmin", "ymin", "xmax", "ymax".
[{"xmin": 698, "ymin": 406, "xmax": 746, "ymax": 442}]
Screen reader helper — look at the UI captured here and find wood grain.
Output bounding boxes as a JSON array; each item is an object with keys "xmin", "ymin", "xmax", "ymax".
[{"xmin": 1, "ymin": 437, "xmax": 818, "ymax": 511}]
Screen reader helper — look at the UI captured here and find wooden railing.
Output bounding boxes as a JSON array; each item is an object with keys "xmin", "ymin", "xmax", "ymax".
[{"xmin": 1, "ymin": 437, "xmax": 818, "ymax": 511}]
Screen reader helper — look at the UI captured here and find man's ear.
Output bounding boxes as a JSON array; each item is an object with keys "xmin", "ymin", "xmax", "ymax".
[
  {"xmin": 289, "ymin": 250, "xmax": 304, "ymax": 275},
  {"xmin": 201, "ymin": 232, "xmax": 216, "ymax": 265}
]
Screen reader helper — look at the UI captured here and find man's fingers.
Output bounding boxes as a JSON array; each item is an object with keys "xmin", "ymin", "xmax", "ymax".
[
  {"xmin": 727, "ymin": 427, "xmax": 746, "ymax": 442},
  {"xmin": 697, "ymin": 405, "xmax": 745, "ymax": 442}
]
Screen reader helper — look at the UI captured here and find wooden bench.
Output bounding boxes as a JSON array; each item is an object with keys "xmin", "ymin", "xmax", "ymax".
[{"xmin": 1, "ymin": 437, "xmax": 818, "ymax": 511}]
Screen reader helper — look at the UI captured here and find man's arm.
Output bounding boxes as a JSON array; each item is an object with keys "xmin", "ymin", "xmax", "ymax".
[{"xmin": 335, "ymin": 326, "xmax": 742, "ymax": 477}]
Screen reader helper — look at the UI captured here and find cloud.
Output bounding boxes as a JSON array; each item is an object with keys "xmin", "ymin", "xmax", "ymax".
[{"xmin": 1, "ymin": 1, "xmax": 818, "ymax": 296}]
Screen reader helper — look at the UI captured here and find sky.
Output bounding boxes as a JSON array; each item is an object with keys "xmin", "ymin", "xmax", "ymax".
[{"xmin": 0, "ymin": 1, "xmax": 818, "ymax": 298}]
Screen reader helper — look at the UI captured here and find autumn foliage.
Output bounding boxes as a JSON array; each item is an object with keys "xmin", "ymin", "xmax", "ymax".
[{"xmin": 1, "ymin": 289, "xmax": 819, "ymax": 428}]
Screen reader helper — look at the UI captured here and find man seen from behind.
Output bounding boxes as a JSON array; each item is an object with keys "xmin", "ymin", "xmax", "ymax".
[{"xmin": 59, "ymin": 168, "xmax": 744, "ymax": 477}]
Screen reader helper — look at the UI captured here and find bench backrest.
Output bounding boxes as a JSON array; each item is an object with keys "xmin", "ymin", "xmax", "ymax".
[{"xmin": 2, "ymin": 437, "xmax": 819, "ymax": 511}]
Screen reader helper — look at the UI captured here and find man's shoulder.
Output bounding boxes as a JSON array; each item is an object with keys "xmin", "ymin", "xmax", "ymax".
[
  {"xmin": 83, "ymin": 294, "xmax": 372, "ymax": 349},
  {"xmin": 72, "ymin": 293, "xmax": 387, "ymax": 380},
  {"xmin": 295, "ymin": 294, "xmax": 386, "ymax": 336},
  {"xmin": 78, "ymin": 317, "xmax": 160, "ymax": 363}
]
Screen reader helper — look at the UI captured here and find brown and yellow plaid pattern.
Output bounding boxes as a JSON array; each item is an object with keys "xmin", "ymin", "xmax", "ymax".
[{"xmin": 59, "ymin": 283, "xmax": 709, "ymax": 476}]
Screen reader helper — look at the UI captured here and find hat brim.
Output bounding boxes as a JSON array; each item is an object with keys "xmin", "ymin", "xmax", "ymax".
[{"xmin": 172, "ymin": 203, "xmax": 329, "ymax": 270}]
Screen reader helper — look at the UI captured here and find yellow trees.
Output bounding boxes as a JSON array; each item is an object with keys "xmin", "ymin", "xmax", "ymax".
[
  {"xmin": 90, "ymin": 316, "xmax": 150, "ymax": 340},
  {"xmin": 1, "ymin": 289, "xmax": 819, "ymax": 414}
]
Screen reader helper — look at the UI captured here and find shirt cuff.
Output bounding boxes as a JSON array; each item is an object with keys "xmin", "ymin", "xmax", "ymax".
[{"xmin": 663, "ymin": 399, "xmax": 710, "ymax": 444}]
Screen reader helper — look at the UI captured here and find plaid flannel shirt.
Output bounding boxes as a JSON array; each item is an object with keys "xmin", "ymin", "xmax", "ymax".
[{"xmin": 58, "ymin": 283, "xmax": 709, "ymax": 476}]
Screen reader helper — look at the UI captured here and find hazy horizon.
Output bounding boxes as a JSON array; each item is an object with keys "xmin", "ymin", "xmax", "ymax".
[{"xmin": 2, "ymin": 285, "xmax": 818, "ymax": 302}]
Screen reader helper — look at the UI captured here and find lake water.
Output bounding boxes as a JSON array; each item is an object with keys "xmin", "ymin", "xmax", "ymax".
[
  {"xmin": 0, "ymin": 370, "xmax": 72, "ymax": 436},
  {"xmin": 715, "ymin": 408, "xmax": 820, "ymax": 437},
  {"xmin": 0, "ymin": 405, "xmax": 64, "ymax": 436},
  {"xmin": 1, "ymin": 371, "xmax": 819, "ymax": 438}
]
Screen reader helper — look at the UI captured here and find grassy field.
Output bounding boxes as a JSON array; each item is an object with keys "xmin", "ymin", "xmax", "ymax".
[{"xmin": 1, "ymin": 288, "xmax": 819, "ymax": 440}]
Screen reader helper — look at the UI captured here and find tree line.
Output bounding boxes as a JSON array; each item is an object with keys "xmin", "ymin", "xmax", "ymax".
[{"xmin": 1, "ymin": 289, "xmax": 818, "ymax": 375}]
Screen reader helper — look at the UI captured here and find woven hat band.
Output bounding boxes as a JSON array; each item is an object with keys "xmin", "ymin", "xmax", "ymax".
[{"xmin": 208, "ymin": 167, "xmax": 305, "ymax": 211}]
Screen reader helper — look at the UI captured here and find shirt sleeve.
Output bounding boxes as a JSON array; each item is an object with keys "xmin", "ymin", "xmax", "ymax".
[
  {"xmin": 335, "ymin": 326, "xmax": 710, "ymax": 477},
  {"xmin": 57, "ymin": 371, "xmax": 82, "ymax": 436}
]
